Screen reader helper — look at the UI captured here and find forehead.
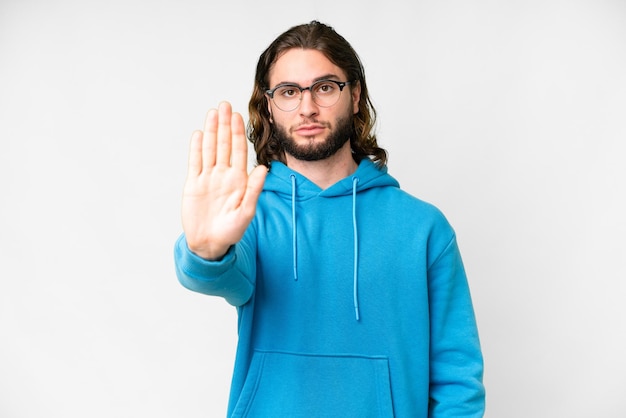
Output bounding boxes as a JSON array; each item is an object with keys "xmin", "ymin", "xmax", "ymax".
[{"xmin": 269, "ymin": 48, "xmax": 347, "ymax": 86}]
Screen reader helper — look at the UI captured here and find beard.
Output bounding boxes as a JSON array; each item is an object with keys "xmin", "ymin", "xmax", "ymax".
[{"xmin": 273, "ymin": 114, "xmax": 354, "ymax": 162}]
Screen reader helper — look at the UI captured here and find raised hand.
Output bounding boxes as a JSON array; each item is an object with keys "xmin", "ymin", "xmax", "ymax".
[{"xmin": 181, "ymin": 102, "xmax": 267, "ymax": 260}]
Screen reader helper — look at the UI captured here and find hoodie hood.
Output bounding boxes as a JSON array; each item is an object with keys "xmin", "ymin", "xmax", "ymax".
[
  {"xmin": 262, "ymin": 159, "xmax": 400, "ymax": 320},
  {"xmin": 264, "ymin": 158, "xmax": 399, "ymax": 198}
]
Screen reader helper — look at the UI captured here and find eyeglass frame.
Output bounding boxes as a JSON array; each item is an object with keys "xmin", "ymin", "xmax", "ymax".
[{"xmin": 265, "ymin": 79, "xmax": 354, "ymax": 111}]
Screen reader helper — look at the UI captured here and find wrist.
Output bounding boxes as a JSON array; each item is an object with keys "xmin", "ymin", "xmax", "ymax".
[{"xmin": 187, "ymin": 242, "xmax": 230, "ymax": 261}]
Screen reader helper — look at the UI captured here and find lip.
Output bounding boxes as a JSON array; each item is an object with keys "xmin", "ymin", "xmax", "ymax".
[{"xmin": 294, "ymin": 124, "xmax": 326, "ymax": 136}]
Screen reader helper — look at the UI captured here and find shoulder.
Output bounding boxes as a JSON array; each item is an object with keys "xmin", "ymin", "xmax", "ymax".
[
  {"xmin": 374, "ymin": 186, "xmax": 449, "ymax": 222},
  {"xmin": 374, "ymin": 186, "xmax": 457, "ymax": 246}
]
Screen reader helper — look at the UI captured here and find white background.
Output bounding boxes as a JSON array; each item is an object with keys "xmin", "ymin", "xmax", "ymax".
[{"xmin": 1, "ymin": 0, "xmax": 625, "ymax": 417}]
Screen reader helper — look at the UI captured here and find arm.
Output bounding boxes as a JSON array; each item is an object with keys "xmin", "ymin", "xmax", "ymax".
[{"xmin": 428, "ymin": 235, "xmax": 485, "ymax": 417}]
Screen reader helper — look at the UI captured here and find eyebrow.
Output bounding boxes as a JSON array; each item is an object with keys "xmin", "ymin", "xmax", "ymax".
[{"xmin": 272, "ymin": 73, "xmax": 341, "ymax": 88}]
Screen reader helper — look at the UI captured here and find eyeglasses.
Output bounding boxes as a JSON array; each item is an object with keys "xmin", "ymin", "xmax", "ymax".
[{"xmin": 266, "ymin": 79, "xmax": 353, "ymax": 112}]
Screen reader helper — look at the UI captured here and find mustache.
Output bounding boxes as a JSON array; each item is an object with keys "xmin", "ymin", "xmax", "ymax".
[{"xmin": 294, "ymin": 119, "xmax": 331, "ymax": 128}]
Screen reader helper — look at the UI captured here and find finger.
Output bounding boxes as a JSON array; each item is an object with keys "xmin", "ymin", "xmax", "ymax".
[
  {"xmin": 187, "ymin": 130, "xmax": 203, "ymax": 176},
  {"xmin": 202, "ymin": 108, "xmax": 218, "ymax": 169},
  {"xmin": 240, "ymin": 165, "xmax": 268, "ymax": 216},
  {"xmin": 231, "ymin": 111, "xmax": 248, "ymax": 171},
  {"xmin": 216, "ymin": 101, "xmax": 233, "ymax": 166}
]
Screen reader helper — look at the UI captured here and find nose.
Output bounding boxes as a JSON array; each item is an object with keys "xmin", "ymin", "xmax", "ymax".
[{"xmin": 298, "ymin": 88, "xmax": 319, "ymax": 117}]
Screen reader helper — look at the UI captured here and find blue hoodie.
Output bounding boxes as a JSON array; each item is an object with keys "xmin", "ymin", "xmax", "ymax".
[{"xmin": 174, "ymin": 159, "xmax": 485, "ymax": 417}]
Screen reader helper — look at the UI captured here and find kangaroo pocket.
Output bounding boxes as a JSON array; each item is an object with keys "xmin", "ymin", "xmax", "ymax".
[{"xmin": 231, "ymin": 350, "xmax": 394, "ymax": 418}]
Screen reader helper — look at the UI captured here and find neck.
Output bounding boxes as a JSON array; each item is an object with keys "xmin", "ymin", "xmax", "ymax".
[{"xmin": 285, "ymin": 142, "xmax": 358, "ymax": 189}]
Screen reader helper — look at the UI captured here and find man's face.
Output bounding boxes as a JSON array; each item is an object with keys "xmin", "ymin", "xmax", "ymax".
[{"xmin": 267, "ymin": 48, "xmax": 360, "ymax": 162}]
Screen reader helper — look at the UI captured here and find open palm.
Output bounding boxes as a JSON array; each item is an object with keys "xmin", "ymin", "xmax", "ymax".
[{"xmin": 182, "ymin": 102, "xmax": 267, "ymax": 260}]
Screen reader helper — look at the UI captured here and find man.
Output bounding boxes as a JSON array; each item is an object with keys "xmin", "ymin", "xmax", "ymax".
[{"xmin": 174, "ymin": 21, "xmax": 485, "ymax": 417}]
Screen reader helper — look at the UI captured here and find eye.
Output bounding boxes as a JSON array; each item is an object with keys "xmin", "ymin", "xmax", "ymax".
[
  {"xmin": 314, "ymin": 81, "xmax": 336, "ymax": 95},
  {"xmin": 276, "ymin": 86, "xmax": 299, "ymax": 98}
]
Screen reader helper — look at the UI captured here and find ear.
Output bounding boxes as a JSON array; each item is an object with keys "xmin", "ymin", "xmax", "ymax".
[{"xmin": 351, "ymin": 81, "xmax": 361, "ymax": 114}]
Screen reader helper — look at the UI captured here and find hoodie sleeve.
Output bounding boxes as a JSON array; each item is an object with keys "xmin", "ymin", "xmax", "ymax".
[
  {"xmin": 173, "ymin": 231, "xmax": 256, "ymax": 307},
  {"xmin": 427, "ymin": 234, "xmax": 486, "ymax": 417}
]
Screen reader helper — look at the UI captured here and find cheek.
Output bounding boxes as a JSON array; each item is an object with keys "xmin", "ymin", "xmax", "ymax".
[{"xmin": 272, "ymin": 114, "xmax": 291, "ymax": 133}]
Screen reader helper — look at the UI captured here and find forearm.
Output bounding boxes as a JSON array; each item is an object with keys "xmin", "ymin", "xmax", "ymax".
[{"xmin": 174, "ymin": 234, "xmax": 255, "ymax": 306}]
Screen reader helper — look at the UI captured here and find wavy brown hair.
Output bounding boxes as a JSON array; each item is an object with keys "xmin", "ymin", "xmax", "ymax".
[{"xmin": 247, "ymin": 21, "xmax": 387, "ymax": 168}]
